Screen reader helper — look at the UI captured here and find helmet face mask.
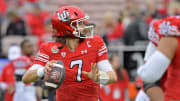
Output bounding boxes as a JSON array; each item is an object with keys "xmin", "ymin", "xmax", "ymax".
[
  {"xmin": 51, "ymin": 6, "xmax": 94, "ymax": 38},
  {"xmin": 71, "ymin": 16, "xmax": 94, "ymax": 38}
]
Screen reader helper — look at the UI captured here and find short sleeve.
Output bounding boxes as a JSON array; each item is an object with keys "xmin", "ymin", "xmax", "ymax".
[
  {"xmin": 95, "ymin": 36, "xmax": 108, "ymax": 62},
  {"xmin": 159, "ymin": 16, "xmax": 180, "ymax": 36},
  {"xmin": 148, "ymin": 20, "xmax": 161, "ymax": 45},
  {"xmin": 34, "ymin": 43, "xmax": 50, "ymax": 66}
]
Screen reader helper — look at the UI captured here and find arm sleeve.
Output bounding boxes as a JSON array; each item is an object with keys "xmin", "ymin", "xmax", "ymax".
[
  {"xmin": 144, "ymin": 42, "xmax": 157, "ymax": 61},
  {"xmin": 34, "ymin": 43, "xmax": 50, "ymax": 66},
  {"xmin": 97, "ymin": 60, "xmax": 113, "ymax": 72},
  {"xmin": 96, "ymin": 36, "xmax": 108, "ymax": 62},
  {"xmin": 138, "ymin": 51, "xmax": 170, "ymax": 83}
]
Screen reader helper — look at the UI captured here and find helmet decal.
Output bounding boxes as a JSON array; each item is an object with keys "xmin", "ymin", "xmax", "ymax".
[{"xmin": 57, "ymin": 11, "xmax": 70, "ymax": 22}]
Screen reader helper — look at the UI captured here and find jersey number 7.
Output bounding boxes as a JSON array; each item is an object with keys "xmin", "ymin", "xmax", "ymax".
[{"xmin": 70, "ymin": 59, "xmax": 83, "ymax": 82}]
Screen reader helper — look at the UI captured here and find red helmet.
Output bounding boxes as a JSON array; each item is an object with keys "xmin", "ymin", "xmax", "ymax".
[{"xmin": 51, "ymin": 6, "xmax": 94, "ymax": 38}]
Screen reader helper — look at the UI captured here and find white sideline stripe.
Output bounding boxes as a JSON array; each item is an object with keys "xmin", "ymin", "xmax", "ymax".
[
  {"xmin": 45, "ymin": 82, "xmax": 57, "ymax": 88},
  {"xmin": 53, "ymin": 63, "xmax": 64, "ymax": 68}
]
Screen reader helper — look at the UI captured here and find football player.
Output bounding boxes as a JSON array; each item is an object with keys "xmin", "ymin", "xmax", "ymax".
[
  {"xmin": 23, "ymin": 6, "xmax": 117, "ymax": 101},
  {"xmin": 138, "ymin": 16, "xmax": 180, "ymax": 101},
  {"xmin": 0, "ymin": 39, "xmax": 37, "ymax": 101},
  {"xmin": 136, "ymin": 19, "xmax": 164, "ymax": 101},
  {"xmin": 12, "ymin": 39, "xmax": 37, "ymax": 101}
]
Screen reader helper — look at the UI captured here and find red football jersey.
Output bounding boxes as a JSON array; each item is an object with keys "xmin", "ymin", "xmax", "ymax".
[
  {"xmin": 12, "ymin": 56, "xmax": 33, "ymax": 72},
  {"xmin": 34, "ymin": 35, "xmax": 108, "ymax": 101},
  {"xmin": 164, "ymin": 37, "xmax": 180, "ymax": 101},
  {"xmin": 148, "ymin": 16, "xmax": 180, "ymax": 100},
  {"xmin": 12, "ymin": 56, "xmax": 33, "ymax": 86}
]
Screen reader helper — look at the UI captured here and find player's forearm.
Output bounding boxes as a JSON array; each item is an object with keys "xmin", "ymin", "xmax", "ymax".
[
  {"xmin": 146, "ymin": 86, "xmax": 164, "ymax": 101},
  {"xmin": 106, "ymin": 71, "xmax": 117, "ymax": 84},
  {"xmin": 22, "ymin": 70, "xmax": 39, "ymax": 84},
  {"xmin": 97, "ymin": 60, "xmax": 117, "ymax": 85},
  {"xmin": 23, "ymin": 64, "xmax": 45, "ymax": 84}
]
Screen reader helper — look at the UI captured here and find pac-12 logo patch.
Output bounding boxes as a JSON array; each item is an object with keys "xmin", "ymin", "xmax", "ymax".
[
  {"xmin": 51, "ymin": 46, "xmax": 59, "ymax": 53},
  {"xmin": 61, "ymin": 52, "xmax": 66, "ymax": 58}
]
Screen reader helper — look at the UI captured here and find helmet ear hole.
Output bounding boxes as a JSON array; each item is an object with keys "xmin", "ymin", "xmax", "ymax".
[{"xmin": 74, "ymin": 12, "xmax": 78, "ymax": 17}]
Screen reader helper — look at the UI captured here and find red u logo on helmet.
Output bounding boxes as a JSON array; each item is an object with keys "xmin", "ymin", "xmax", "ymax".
[{"xmin": 57, "ymin": 11, "xmax": 70, "ymax": 22}]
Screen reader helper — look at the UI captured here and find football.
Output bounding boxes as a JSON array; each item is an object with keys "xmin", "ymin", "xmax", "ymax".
[{"xmin": 44, "ymin": 60, "xmax": 66, "ymax": 91}]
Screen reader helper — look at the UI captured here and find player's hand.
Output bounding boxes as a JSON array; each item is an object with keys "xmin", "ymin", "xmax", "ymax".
[
  {"xmin": 44, "ymin": 60, "xmax": 57, "ymax": 73},
  {"xmin": 82, "ymin": 63, "xmax": 100, "ymax": 82},
  {"xmin": 6, "ymin": 84, "xmax": 15, "ymax": 94}
]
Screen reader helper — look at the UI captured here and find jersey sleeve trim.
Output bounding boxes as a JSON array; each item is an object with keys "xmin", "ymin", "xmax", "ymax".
[
  {"xmin": 34, "ymin": 43, "xmax": 50, "ymax": 64},
  {"xmin": 98, "ymin": 45, "xmax": 108, "ymax": 56},
  {"xmin": 39, "ymin": 53, "xmax": 49, "ymax": 59},
  {"xmin": 36, "ymin": 57, "xmax": 49, "ymax": 63}
]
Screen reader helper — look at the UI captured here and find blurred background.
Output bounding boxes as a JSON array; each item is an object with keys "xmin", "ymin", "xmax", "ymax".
[{"xmin": 0, "ymin": 0, "xmax": 179, "ymax": 101}]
